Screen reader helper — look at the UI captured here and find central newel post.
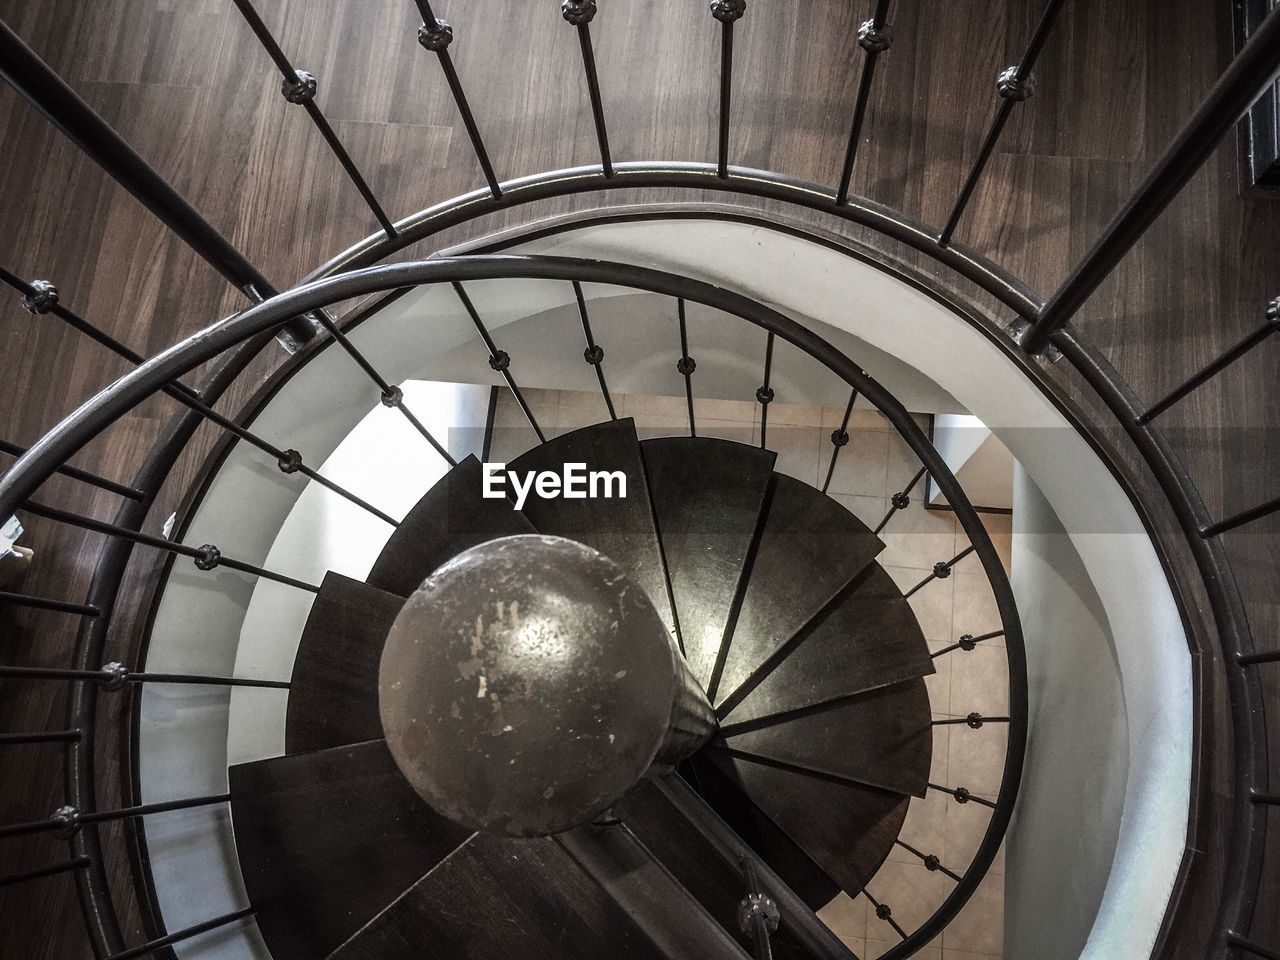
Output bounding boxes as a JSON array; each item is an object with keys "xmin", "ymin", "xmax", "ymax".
[{"xmin": 379, "ymin": 534, "xmax": 716, "ymax": 836}]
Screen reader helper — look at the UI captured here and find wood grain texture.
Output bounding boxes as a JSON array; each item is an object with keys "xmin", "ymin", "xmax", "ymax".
[{"xmin": 0, "ymin": 0, "xmax": 1274, "ymax": 956}]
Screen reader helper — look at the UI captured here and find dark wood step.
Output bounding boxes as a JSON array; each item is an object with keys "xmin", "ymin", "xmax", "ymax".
[
  {"xmin": 703, "ymin": 749, "xmax": 909, "ymax": 899},
  {"xmin": 327, "ymin": 832, "xmax": 670, "ymax": 960},
  {"xmin": 711, "ymin": 473, "xmax": 883, "ymax": 706},
  {"xmin": 640, "ymin": 437, "xmax": 776, "ymax": 689},
  {"xmin": 508, "ymin": 418, "xmax": 676, "ymax": 639},
  {"xmin": 366, "ymin": 454, "xmax": 536, "ymax": 598},
  {"xmin": 721, "ymin": 562, "xmax": 933, "ymax": 725},
  {"xmin": 719, "ymin": 680, "xmax": 932, "ymax": 797},
  {"xmin": 229, "ymin": 739, "xmax": 471, "ymax": 960},
  {"xmin": 286, "ymin": 572, "xmax": 403, "ymax": 754}
]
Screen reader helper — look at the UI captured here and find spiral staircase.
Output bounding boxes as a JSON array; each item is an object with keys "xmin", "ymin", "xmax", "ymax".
[{"xmin": 1, "ymin": 1, "xmax": 1279, "ymax": 960}]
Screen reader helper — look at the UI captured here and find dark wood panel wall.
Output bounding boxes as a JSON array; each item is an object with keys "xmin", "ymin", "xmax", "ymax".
[{"xmin": 0, "ymin": 0, "xmax": 1275, "ymax": 957}]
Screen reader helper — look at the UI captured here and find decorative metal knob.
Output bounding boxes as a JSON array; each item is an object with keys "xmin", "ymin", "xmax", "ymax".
[
  {"xmin": 996, "ymin": 65, "xmax": 1036, "ymax": 101},
  {"xmin": 737, "ymin": 890, "xmax": 780, "ymax": 934},
  {"xmin": 379, "ymin": 535, "xmax": 715, "ymax": 836},
  {"xmin": 857, "ymin": 19, "xmax": 893, "ymax": 52},
  {"xmin": 488, "ymin": 349, "xmax": 511, "ymax": 372},
  {"xmin": 21, "ymin": 279, "xmax": 59, "ymax": 315},
  {"xmin": 891, "ymin": 490, "xmax": 911, "ymax": 510},
  {"xmin": 1267, "ymin": 296, "xmax": 1280, "ymax": 326},
  {"xmin": 50, "ymin": 805, "xmax": 81, "ymax": 839},
  {"xmin": 875, "ymin": 902, "xmax": 893, "ymax": 920},
  {"xmin": 276, "ymin": 449, "xmax": 303, "ymax": 474},
  {"xmin": 583, "ymin": 344, "xmax": 605, "ymax": 366},
  {"xmin": 830, "ymin": 428, "xmax": 850, "ymax": 448},
  {"xmin": 417, "ymin": 18, "xmax": 454, "ymax": 51},
  {"xmin": 933, "ymin": 560, "xmax": 953, "ymax": 579},
  {"xmin": 281, "ymin": 70, "xmax": 317, "ymax": 104},
  {"xmin": 676, "ymin": 356, "xmax": 697, "ymax": 376},
  {"xmin": 562, "ymin": 0, "xmax": 597, "ymax": 25},
  {"xmin": 194, "ymin": 544, "xmax": 222, "ymax": 572},
  {"xmin": 958, "ymin": 633, "xmax": 976, "ymax": 651},
  {"xmin": 100, "ymin": 661, "xmax": 130, "ymax": 692},
  {"xmin": 710, "ymin": 0, "xmax": 746, "ymax": 24},
  {"xmin": 966, "ymin": 711, "xmax": 985, "ymax": 729},
  {"xmin": 380, "ymin": 385, "xmax": 403, "ymax": 408},
  {"xmin": 954, "ymin": 786, "xmax": 973, "ymax": 804},
  {"xmin": 755, "ymin": 385, "xmax": 775, "ymax": 405}
]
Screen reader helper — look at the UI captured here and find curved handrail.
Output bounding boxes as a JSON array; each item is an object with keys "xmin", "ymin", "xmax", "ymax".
[{"xmin": 0, "ymin": 254, "xmax": 1027, "ymax": 960}]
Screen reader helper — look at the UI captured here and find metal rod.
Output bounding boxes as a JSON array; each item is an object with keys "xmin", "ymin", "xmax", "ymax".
[
  {"xmin": 711, "ymin": 2, "xmax": 746, "ymax": 178},
  {"xmin": 931, "ymin": 629, "xmax": 1005, "ymax": 658},
  {"xmin": 1249, "ymin": 791, "xmax": 1280, "ymax": 806},
  {"xmin": 1021, "ymin": 7, "xmax": 1280, "ymax": 353},
  {"xmin": 228, "ymin": 0, "xmax": 395, "ymax": 238},
  {"xmin": 310, "ymin": 311, "xmax": 455, "ymax": 465},
  {"xmin": 0, "ymin": 730, "xmax": 81, "ymax": 746},
  {"xmin": 893, "ymin": 839, "xmax": 963, "ymax": 882},
  {"xmin": 452, "ymin": 281, "xmax": 545, "ymax": 442},
  {"xmin": 413, "ymin": 3, "xmax": 502, "ymax": 199},
  {"xmin": 0, "ymin": 664, "xmax": 288, "ymax": 689},
  {"xmin": 927, "ymin": 782, "xmax": 997, "ymax": 809},
  {"xmin": 105, "ymin": 908, "xmax": 255, "ymax": 960},
  {"xmin": 904, "ymin": 543, "xmax": 976, "ymax": 598},
  {"xmin": 932, "ymin": 714, "xmax": 1010, "ymax": 727},
  {"xmin": 564, "ymin": 3, "xmax": 613, "ymax": 177},
  {"xmin": 836, "ymin": 0, "xmax": 892, "ymax": 205},
  {"xmin": 0, "ymin": 22, "xmax": 314, "ymax": 344},
  {"xmin": 938, "ymin": 0, "xmax": 1066, "ymax": 246},
  {"xmin": 677, "ymin": 298, "xmax": 696, "ymax": 436},
  {"xmin": 863, "ymin": 887, "xmax": 908, "ymax": 940},
  {"xmin": 821, "ymin": 388, "xmax": 857, "ymax": 494},
  {"xmin": 573, "ymin": 281, "xmax": 618, "ymax": 419},
  {"xmin": 1228, "ymin": 935, "xmax": 1280, "ymax": 960},
  {"xmin": 1238, "ymin": 649, "xmax": 1280, "ymax": 667},
  {"xmin": 874, "ymin": 464, "xmax": 928, "ymax": 535},
  {"xmin": 0, "ymin": 438, "xmax": 143, "ymax": 500},
  {"xmin": 757, "ymin": 332, "xmax": 775, "ymax": 449},
  {"xmin": 0, "ymin": 857, "xmax": 88, "ymax": 889},
  {"xmin": 20, "ymin": 501, "xmax": 320, "ymax": 591},
  {"xmin": 738, "ymin": 855, "xmax": 776, "ymax": 960},
  {"xmin": 0, "ymin": 589, "xmax": 99, "ymax": 617},
  {"xmin": 1139, "ymin": 300, "xmax": 1280, "ymax": 423},
  {"xmin": 0, "ymin": 793, "xmax": 231, "ymax": 840},
  {"xmin": 1201, "ymin": 495, "xmax": 1280, "ymax": 538}
]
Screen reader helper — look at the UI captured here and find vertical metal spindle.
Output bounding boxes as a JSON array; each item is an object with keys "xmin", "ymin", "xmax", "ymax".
[
  {"xmin": 737, "ymin": 855, "xmax": 779, "ymax": 960},
  {"xmin": 835, "ymin": 0, "xmax": 893, "ymax": 205},
  {"xmin": 452, "ymin": 282, "xmax": 546, "ymax": 442},
  {"xmin": 676, "ymin": 299, "xmax": 698, "ymax": 436},
  {"xmin": 103, "ymin": 908, "xmax": 255, "ymax": 960},
  {"xmin": 864, "ymin": 890, "xmax": 908, "ymax": 940},
  {"xmin": 904, "ymin": 544, "xmax": 976, "ymax": 598},
  {"xmin": 573, "ymin": 282, "xmax": 618, "ymax": 420},
  {"xmin": 1200, "ymin": 495, "xmax": 1280, "ymax": 538},
  {"xmin": 0, "ymin": 591, "xmax": 100, "ymax": 617},
  {"xmin": 710, "ymin": 1, "xmax": 747, "ymax": 178},
  {"xmin": 563, "ymin": 1, "xmax": 613, "ymax": 177},
  {"xmin": 0, "ymin": 730, "xmax": 82, "ymax": 747},
  {"xmin": 821, "ymin": 389, "xmax": 858, "ymax": 494},
  {"xmin": 0, "ymin": 857, "xmax": 90, "ymax": 889},
  {"xmin": 229, "ymin": 0, "xmax": 396, "ymax": 239},
  {"xmin": 0, "ymin": 437, "xmax": 143, "ymax": 501},
  {"xmin": 0, "ymin": 21, "xmax": 315, "ymax": 345},
  {"xmin": 938, "ymin": 0, "xmax": 1067, "ymax": 246},
  {"xmin": 756, "ymin": 333, "xmax": 775, "ymax": 449},
  {"xmin": 873, "ymin": 464, "xmax": 929, "ymax": 535},
  {"xmin": 1021, "ymin": 7, "xmax": 1280, "ymax": 353},
  {"xmin": 308, "ymin": 311, "xmax": 456, "ymax": 465},
  {"xmin": 412, "ymin": 0, "xmax": 503, "ymax": 199}
]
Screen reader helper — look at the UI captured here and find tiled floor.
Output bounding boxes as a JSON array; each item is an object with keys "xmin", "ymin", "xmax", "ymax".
[{"xmin": 489, "ymin": 386, "xmax": 1013, "ymax": 960}]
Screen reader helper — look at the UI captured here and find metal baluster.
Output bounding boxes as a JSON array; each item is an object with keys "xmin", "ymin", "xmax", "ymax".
[
  {"xmin": 932, "ymin": 713, "xmax": 1010, "ymax": 728},
  {"xmin": 737, "ymin": 855, "xmax": 779, "ymax": 960},
  {"xmin": 0, "ymin": 793, "xmax": 232, "ymax": 840},
  {"xmin": 0, "ymin": 857, "xmax": 89, "ymax": 889},
  {"xmin": 835, "ymin": 0, "xmax": 892, "ymax": 205},
  {"xmin": 756, "ymin": 333, "xmax": 775, "ymax": 449},
  {"xmin": 229, "ymin": 0, "xmax": 396, "ymax": 238},
  {"xmin": 0, "ymin": 664, "xmax": 289, "ymax": 690},
  {"xmin": 1226, "ymin": 934, "xmax": 1280, "ymax": 960},
  {"xmin": 452, "ymin": 282, "xmax": 546, "ymax": 442},
  {"xmin": 711, "ymin": 1, "xmax": 747, "ymax": 179},
  {"xmin": 927, "ymin": 782, "xmax": 996, "ymax": 809},
  {"xmin": 873, "ymin": 464, "xmax": 929, "ymax": 535},
  {"xmin": 563, "ymin": 1, "xmax": 613, "ymax": 177},
  {"xmin": 0, "ymin": 730, "xmax": 81, "ymax": 746},
  {"xmin": 1140, "ymin": 296, "xmax": 1280, "ymax": 423},
  {"xmin": 412, "ymin": 0, "xmax": 502, "ymax": 199},
  {"xmin": 0, "ymin": 22, "xmax": 314, "ymax": 345},
  {"xmin": 1239, "ymin": 649, "xmax": 1280, "ymax": 667},
  {"xmin": 1250, "ymin": 793, "xmax": 1280, "ymax": 806},
  {"xmin": 821, "ymin": 389, "xmax": 858, "ymax": 494},
  {"xmin": 864, "ymin": 888, "xmax": 907, "ymax": 940},
  {"xmin": 894, "ymin": 839, "xmax": 963, "ymax": 882},
  {"xmin": 0, "ymin": 438, "xmax": 143, "ymax": 501},
  {"xmin": 931, "ymin": 629, "xmax": 1004, "ymax": 658},
  {"xmin": 903, "ymin": 544, "xmax": 976, "ymax": 598},
  {"xmin": 309, "ymin": 311, "xmax": 455, "ymax": 465},
  {"xmin": 677, "ymin": 299, "xmax": 697, "ymax": 436},
  {"xmin": 938, "ymin": 0, "xmax": 1067, "ymax": 246},
  {"xmin": 20, "ymin": 501, "xmax": 320, "ymax": 593},
  {"xmin": 1020, "ymin": 8, "xmax": 1280, "ymax": 353},
  {"xmin": 1200, "ymin": 495, "xmax": 1280, "ymax": 538},
  {"xmin": 0, "ymin": 591, "xmax": 99, "ymax": 617},
  {"xmin": 573, "ymin": 282, "xmax": 618, "ymax": 419},
  {"xmin": 104, "ymin": 908, "xmax": 255, "ymax": 960},
  {"xmin": 0, "ymin": 274, "xmax": 394, "ymax": 525}
]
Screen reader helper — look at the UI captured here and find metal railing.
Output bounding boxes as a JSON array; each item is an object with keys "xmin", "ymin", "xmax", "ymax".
[{"xmin": 0, "ymin": 1, "xmax": 1277, "ymax": 958}]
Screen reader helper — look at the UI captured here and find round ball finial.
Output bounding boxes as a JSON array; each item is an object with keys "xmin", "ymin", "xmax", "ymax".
[
  {"xmin": 710, "ymin": 0, "xmax": 746, "ymax": 24},
  {"xmin": 379, "ymin": 535, "xmax": 700, "ymax": 836},
  {"xmin": 562, "ymin": 0, "xmax": 597, "ymax": 25},
  {"xmin": 996, "ymin": 65, "xmax": 1036, "ymax": 101}
]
